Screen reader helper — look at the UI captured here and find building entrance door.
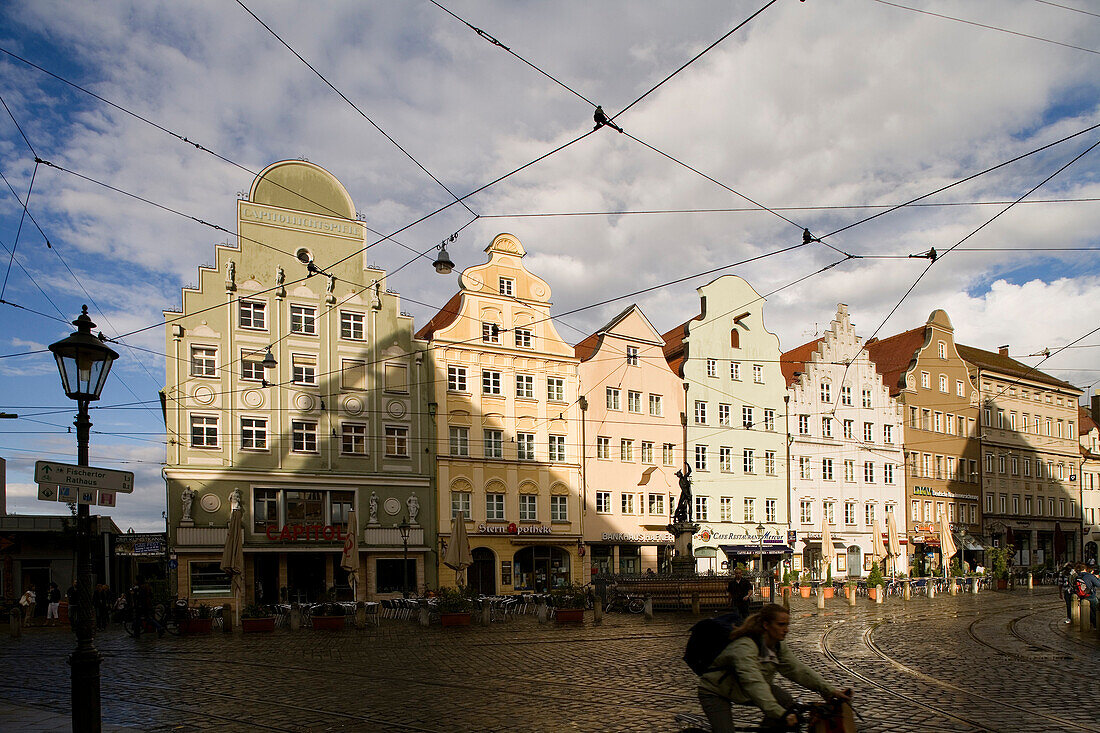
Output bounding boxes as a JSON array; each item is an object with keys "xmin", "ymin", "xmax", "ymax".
[
  {"xmin": 846, "ymin": 546, "xmax": 861, "ymax": 578},
  {"xmin": 469, "ymin": 547, "xmax": 496, "ymax": 595},
  {"xmin": 286, "ymin": 554, "xmax": 326, "ymax": 603},
  {"xmin": 253, "ymin": 554, "xmax": 279, "ymax": 603}
]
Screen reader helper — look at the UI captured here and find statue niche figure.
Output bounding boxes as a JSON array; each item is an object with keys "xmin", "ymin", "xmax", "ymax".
[{"xmin": 673, "ymin": 464, "xmax": 692, "ymax": 523}]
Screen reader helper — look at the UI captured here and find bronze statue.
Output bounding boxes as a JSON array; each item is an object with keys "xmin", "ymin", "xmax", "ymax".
[{"xmin": 673, "ymin": 464, "xmax": 692, "ymax": 523}]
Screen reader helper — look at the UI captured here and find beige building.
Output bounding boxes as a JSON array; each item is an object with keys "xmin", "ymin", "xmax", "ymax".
[
  {"xmin": 164, "ymin": 160, "xmax": 434, "ymax": 607},
  {"xmin": 959, "ymin": 345, "xmax": 1083, "ymax": 566},
  {"xmin": 574, "ymin": 305, "xmax": 684, "ymax": 576},
  {"xmin": 416, "ymin": 233, "xmax": 582, "ymax": 594},
  {"xmin": 1080, "ymin": 400, "xmax": 1099, "ymax": 566}
]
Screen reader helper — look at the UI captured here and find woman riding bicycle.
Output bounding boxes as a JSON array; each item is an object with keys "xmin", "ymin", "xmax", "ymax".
[{"xmin": 697, "ymin": 603, "xmax": 851, "ymax": 731}]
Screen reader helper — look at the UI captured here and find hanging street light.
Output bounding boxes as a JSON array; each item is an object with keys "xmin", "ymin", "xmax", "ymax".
[{"xmin": 398, "ymin": 517, "xmax": 412, "ymax": 598}]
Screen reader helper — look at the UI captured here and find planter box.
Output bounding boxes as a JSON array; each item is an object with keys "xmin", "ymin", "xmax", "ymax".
[
  {"xmin": 759, "ymin": 587, "xmax": 771, "ymax": 600},
  {"xmin": 241, "ymin": 617, "xmax": 275, "ymax": 633},
  {"xmin": 996, "ymin": 579, "xmax": 1008, "ymax": 590},
  {"xmin": 185, "ymin": 618, "xmax": 213, "ymax": 634},
  {"xmin": 799, "ymin": 586, "xmax": 812, "ymax": 598},
  {"xmin": 868, "ymin": 587, "xmax": 878, "ymax": 601},
  {"xmin": 440, "ymin": 611, "xmax": 472, "ymax": 627},
  {"xmin": 311, "ymin": 615, "xmax": 345, "ymax": 630},
  {"xmin": 822, "ymin": 587, "xmax": 834, "ymax": 599},
  {"xmin": 554, "ymin": 608, "xmax": 584, "ymax": 623}
]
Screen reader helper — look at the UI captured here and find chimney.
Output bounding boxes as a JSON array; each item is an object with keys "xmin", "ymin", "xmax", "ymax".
[{"xmin": 998, "ymin": 345, "xmax": 1009, "ymax": 357}]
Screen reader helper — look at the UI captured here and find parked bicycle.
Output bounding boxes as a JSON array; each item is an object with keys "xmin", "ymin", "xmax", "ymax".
[{"xmin": 604, "ymin": 589, "xmax": 645, "ymax": 614}]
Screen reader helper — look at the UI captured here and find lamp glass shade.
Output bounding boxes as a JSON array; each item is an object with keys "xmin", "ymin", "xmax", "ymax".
[
  {"xmin": 398, "ymin": 519, "xmax": 411, "ymax": 542},
  {"xmin": 49, "ymin": 312, "xmax": 119, "ymax": 401},
  {"xmin": 756, "ymin": 523, "xmax": 765, "ymax": 537},
  {"xmin": 433, "ymin": 245, "xmax": 454, "ymax": 274}
]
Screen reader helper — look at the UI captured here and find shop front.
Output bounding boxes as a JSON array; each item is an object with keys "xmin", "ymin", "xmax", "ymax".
[
  {"xmin": 448, "ymin": 523, "xmax": 581, "ymax": 595},
  {"xmin": 587, "ymin": 531, "xmax": 675, "ymax": 577},
  {"xmin": 693, "ymin": 525, "xmax": 791, "ymax": 577},
  {"xmin": 908, "ymin": 522, "xmax": 940, "ymax": 576},
  {"xmin": 796, "ymin": 535, "xmax": 849, "ymax": 581}
]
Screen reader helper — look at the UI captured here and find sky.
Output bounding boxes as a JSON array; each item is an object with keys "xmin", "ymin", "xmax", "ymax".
[{"xmin": 0, "ymin": 0, "xmax": 1098, "ymax": 532}]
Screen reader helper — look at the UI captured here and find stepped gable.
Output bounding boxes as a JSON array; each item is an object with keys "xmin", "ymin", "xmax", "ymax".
[{"xmin": 864, "ymin": 325, "xmax": 926, "ymax": 396}]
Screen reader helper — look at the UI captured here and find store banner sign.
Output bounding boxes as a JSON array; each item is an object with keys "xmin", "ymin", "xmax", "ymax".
[{"xmin": 265, "ymin": 524, "xmax": 348, "ymax": 541}]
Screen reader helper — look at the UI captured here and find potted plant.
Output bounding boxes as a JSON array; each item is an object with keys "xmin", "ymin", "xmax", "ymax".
[
  {"xmin": 822, "ymin": 565, "xmax": 834, "ymax": 599},
  {"xmin": 799, "ymin": 569, "xmax": 811, "ymax": 598},
  {"xmin": 867, "ymin": 565, "xmax": 884, "ymax": 600},
  {"xmin": 844, "ymin": 579, "xmax": 858, "ymax": 599},
  {"xmin": 187, "ymin": 603, "xmax": 214, "ymax": 634},
  {"xmin": 781, "ymin": 570, "xmax": 792, "ymax": 598},
  {"xmin": 241, "ymin": 603, "xmax": 275, "ymax": 632},
  {"xmin": 550, "ymin": 583, "xmax": 590, "ymax": 622},
  {"xmin": 310, "ymin": 597, "xmax": 347, "ymax": 630},
  {"xmin": 436, "ymin": 587, "xmax": 473, "ymax": 627},
  {"xmin": 987, "ymin": 546, "xmax": 1012, "ymax": 590}
]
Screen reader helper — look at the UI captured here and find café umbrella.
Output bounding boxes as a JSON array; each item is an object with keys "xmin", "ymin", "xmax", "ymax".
[
  {"xmin": 937, "ymin": 512, "xmax": 957, "ymax": 576},
  {"xmin": 819, "ymin": 514, "xmax": 833, "ymax": 580},
  {"xmin": 886, "ymin": 511, "xmax": 902, "ymax": 577},
  {"xmin": 871, "ymin": 519, "xmax": 887, "ymax": 570},
  {"xmin": 220, "ymin": 507, "xmax": 244, "ymax": 628},
  {"xmin": 443, "ymin": 511, "xmax": 473, "ymax": 587},
  {"xmin": 340, "ymin": 510, "xmax": 359, "ymax": 600}
]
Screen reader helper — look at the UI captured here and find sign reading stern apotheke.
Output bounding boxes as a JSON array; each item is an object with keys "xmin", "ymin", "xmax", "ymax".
[{"xmin": 475, "ymin": 523, "xmax": 554, "ymax": 535}]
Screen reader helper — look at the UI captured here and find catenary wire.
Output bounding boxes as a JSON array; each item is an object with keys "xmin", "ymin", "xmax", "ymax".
[
  {"xmin": 1032, "ymin": 0, "xmax": 1100, "ymax": 19},
  {"xmin": 0, "ymin": 158, "xmax": 37, "ymax": 301}
]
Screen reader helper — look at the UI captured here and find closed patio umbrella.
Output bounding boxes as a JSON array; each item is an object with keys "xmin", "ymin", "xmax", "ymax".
[
  {"xmin": 220, "ymin": 507, "xmax": 244, "ymax": 628},
  {"xmin": 938, "ymin": 513, "xmax": 957, "ymax": 577},
  {"xmin": 871, "ymin": 519, "xmax": 887, "ymax": 571},
  {"xmin": 443, "ymin": 511, "xmax": 473, "ymax": 588},
  {"xmin": 820, "ymin": 514, "xmax": 833, "ymax": 580},
  {"xmin": 341, "ymin": 510, "xmax": 359, "ymax": 600},
  {"xmin": 886, "ymin": 511, "xmax": 902, "ymax": 577}
]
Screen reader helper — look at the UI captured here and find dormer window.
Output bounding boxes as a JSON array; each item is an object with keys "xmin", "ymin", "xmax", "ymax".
[{"xmin": 499, "ymin": 277, "xmax": 514, "ymax": 296}]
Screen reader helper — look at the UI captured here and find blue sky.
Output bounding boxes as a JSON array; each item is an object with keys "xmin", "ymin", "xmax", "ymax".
[{"xmin": 1, "ymin": 0, "xmax": 1099, "ymax": 530}]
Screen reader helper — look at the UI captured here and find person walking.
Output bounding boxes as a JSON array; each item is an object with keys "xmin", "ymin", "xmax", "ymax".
[
  {"xmin": 697, "ymin": 603, "xmax": 851, "ymax": 731},
  {"xmin": 726, "ymin": 567, "xmax": 753, "ymax": 620},
  {"xmin": 1075, "ymin": 562, "xmax": 1099, "ymax": 628},
  {"xmin": 19, "ymin": 586, "xmax": 36, "ymax": 626},
  {"xmin": 1059, "ymin": 563, "xmax": 1077, "ymax": 624},
  {"xmin": 46, "ymin": 582, "xmax": 62, "ymax": 626},
  {"xmin": 93, "ymin": 584, "xmax": 111, "ymax": 630}
]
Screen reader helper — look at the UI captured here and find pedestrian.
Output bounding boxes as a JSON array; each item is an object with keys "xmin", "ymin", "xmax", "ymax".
[
  {"xmin": 1059, "ymin": 562, "xmax": 1077, "ymax": 624},
  {"xmin": 18, "ymin": 586, "xmax": 36, "ymax": 625},
  {"xmin": 93, "ymin": 584, "xmax": 110, "ymax": 630},
  {"xmin": 1074, "ymin": 562, "xmax": 1099, "ymax": 628},
  {"xmin": 727, "ymin": 567, "xmax": 753, "ymax": 620},
  {"xmin": 46, "ymin": 582, "xmax": 62, "ymax": 626}
]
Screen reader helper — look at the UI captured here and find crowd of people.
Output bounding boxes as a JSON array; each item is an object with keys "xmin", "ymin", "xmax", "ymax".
[
  {"xmin": 1061, "ymin": 561, "xmax": 1099, "ymax": 627},
  {"xmin": 16, "ymin": 581, "xmax": 122, "ymax": 630}
]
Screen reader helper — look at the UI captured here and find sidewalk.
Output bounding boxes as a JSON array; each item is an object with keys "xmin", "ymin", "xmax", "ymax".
[{"xmin": 3, "ymin": 701, "xmax": 144, "ymax": 732}]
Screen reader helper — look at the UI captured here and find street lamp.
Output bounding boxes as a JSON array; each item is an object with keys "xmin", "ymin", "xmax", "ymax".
[
  {"xmin": 48, "ymin": 306, "xmax": 118, "ymax": 733},
  {"xmin": 398, "ymin": 516, "xmax": 411, "ymax": 598},
  {"xmin": 755, "ymin": 522, "xmax": 766, "ymax": 582}
]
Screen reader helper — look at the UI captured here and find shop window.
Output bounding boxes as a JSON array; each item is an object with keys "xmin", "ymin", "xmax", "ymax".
[
  {"xmin": 190, "ymin": 561, "xmax": 230, "ymax": 596},
  {"xmin": 512, "ymin": 546, "xmax": 570, "ymax": 592},
  {"xmin": 375, "ymin": 559, "xmax": 417, "ymax": 594}
]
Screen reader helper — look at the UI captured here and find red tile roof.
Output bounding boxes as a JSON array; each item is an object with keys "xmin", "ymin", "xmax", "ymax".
[
  {"xmin": 661, "ymin": 320, "xmax": 692, "ymax": 377},
  {"xmin": 1080, "ymin": 405, "xmax": 1097, "ymax": 434},
  {"xmin": 864, "ymin": 325, "xmax": 926, "ymax": 396},
  {"xmin": 956, "ymin": 343, "xmax": 1079, "ymax": 392},
  {"xmin": 414, "ymin": 291, "xmax": 463, "ymax": 340},
  {"xmin": 780, "ymin": 337, "xmax": 824, "ymax": 387},
  {"xmin": 573, "ymin": 331, "xmax": 600, "ymax": 363}
]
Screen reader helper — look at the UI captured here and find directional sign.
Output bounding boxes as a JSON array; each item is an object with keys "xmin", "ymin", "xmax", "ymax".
[
  {"xmin": 77, "ymin": 489, "xmax": 97, "ymax": 505},
  {"xmin": 38, "ymin": 484, "xmax": 59, "ymax": 502},
  {"xmin": 98, "ymin": 491, "xmax": 116, "ymax": 508},
  {"xmin": 34, "ymin": 461, "xmax": 134, "ymax": 493},
  {"xmin": 56, "ymin": 485, "xmax": 75, "ymax": 503}
]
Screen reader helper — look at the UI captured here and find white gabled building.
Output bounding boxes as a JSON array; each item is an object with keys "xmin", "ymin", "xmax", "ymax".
[{"xmin": 782, "ymin": 304, "xmax": 905, "ymax": 579}]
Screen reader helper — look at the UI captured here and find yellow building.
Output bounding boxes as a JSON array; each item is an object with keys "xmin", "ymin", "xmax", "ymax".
[
  {"xmin": 164, "ymin": 161, "xmax": 435, "ymax": 608},
  {"xmin": 416, "ymin": 233, "xmax": 582, "ymax": 594}
]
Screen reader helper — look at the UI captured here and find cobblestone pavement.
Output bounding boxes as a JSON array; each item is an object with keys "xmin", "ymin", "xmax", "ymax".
[{"xmin": 1, "ymin": 587, "xmax": 1097, "ymax": 732}]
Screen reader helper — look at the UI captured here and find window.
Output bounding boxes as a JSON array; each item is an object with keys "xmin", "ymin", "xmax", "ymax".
[
  {"xmin": 820, "ymin": 382, "xmax": 831, "ymax": 402},
  {"xmin": 763, "ymin": 409, "xmax": 775, "ymax": 431},
  {"xmin": 798, "ymin": 415, "xmax": 810, "ymax": 435},
  {"xmin": 241, "ymin": 352, "xmax": 264, "ymax": 381},
  {"xmin": 744, "ymin": 497, "xmax": 756, "ymax": 522},
  {"xmin": 938, "ymin": 341, "xmax": 946, "ymax": 359},
  {"xmin": 292, "ymin": 355, "xmax": 317, "ymax": 386},
  {"xmin": 845, "ymin": 501, "xmax": 857, "ymax": 525},
  {"xmin": 999, "ymin": 495, "xmax": 1007, "ymax": 513},
  {"xmin": 695, "ymin": 401, "xmax": 708, "ymax": 424},
  {"xmin": 191, "ymin": 415, "xmax": 218, "ymax": 448},
  {"xmin": 499, "ymin": 277, "xmax": 514, "ymax": 296},
  {"xmin": 1024, "ymin": 496, "xmax": 1032, "ymax": 515},
  {"xmin": 731, "ymin": 362, "xmax": 741, "ymax": 380},
  {"xmin": 253, "ymin": 489, "xmax": 279, "ymax": 533},
  {"xmin": 451, "ymin": 491, "xmax": 471, "ymax": 519},
  {"xmin": 841, "ymin": 385, "xmax": 852, "ymax": 405},
  {"xmin": 340, "ymin": 311, "xmax": 364, "ymax": 340},
  {"xmin": 718, "ymin": 404, "xmax": 731, "ymax": 426},
  {"xmin": 822, "ymin": 417, "xmax": 832, "ymax": 438},
  {"xmin": 939, "ymin": 374, "xmax": 948, "ymax": 393},
  {"xmin": 695, "ymin": 445, "xmax": 708, "ymax": 471},
  {"xmin": 514, "ymin": 328, "xmax": 533, "ymax": 348},
  {"xmin": 548, "ymin": 435, "xmax": 565, "ymax": 462},
  {"xmin": 607, "ymin": 388, "xmax": 621, "ymax": 410},
  {"xmin": 486, "ymin": 493, "xmax": 505, "ymax": 521},
  {"xmin": 766, "ymin": 499, "xmax": 778, "ymax": 523},
  {"xmin": 844, "ymin": 459, "xmax": 855, "ymax": 482},
  {"xmin": 765, "ymin": 451, "xmax": 777, "ymax": 476},
  {"xmin": 484, "ymin": 429, "xmax": 503, "ymax": 458},
  {"xmin": 862, "ymin": 389, "xmax": 872, "ymax": 408},
  {"xmin": 1011, "ymin": 456, "xmax": 1019, "ymax": 476},
  {"xmin": 596, "ymin": 492, "xmax": 611, "ymax": 513},
  {"xmin": 985, "ymin": 453, "xmax": 994, "ymax": 473},
  {"xmin": 385, "ymin": 426, "xmax": 408, "ymax": 457},
  {"xmin": 649, "ymin": 394, "xmax": 663, "ymax": 416},
  {"xmin": 384, "ymin": 363, "xmax": 408, "ymax": 394},
  {"xmin": 191, "ymin": 346, "xmax": 217, "ymax": 377},
  {"xmin": 338, "ymin": 359, "xmax": 365, "ymax": 391},
  {"xmin": 547, "ymin": 377, "xmax": 565, "ymax": 402},
  {"xmin": 883, "ymin": 424, "xmax": 893, "ymax": 444},
  {"xmin": 799, "ymin": 456, "xmax": 811, "ymax": 479},
  {"xmin": 743, "ymin": 449, "xmax": 755, "ymax": 474},
  {"xmin": 627, "ymin": 390, "xmax": 642, "ymax": 413},
  {"xmin": 449, "ymin": 427, "xmax": 469, "ymax": 456},
  {"xmin": 719, "ymin": 447, "xmax": 733, "ymax": 472},
  {"xmin": 483, "ymin": 370, "xmax": 502, "ymax": 395},
  {"xmin": 920, "ymin": 371, "xmax": 930, "ymax": 388},
  {"xmin": 620, "ymin": 439, "xmax": 634, "ymax": 462},
  {"xmin": 884, "ymin": 464, "xmax": 894, "ymax": 484},
  {"xmin": 621, "ymin": 493, "xmax": 635, "ymax": 514},
  {"xmin": 695, "ymin": 496, "xmax": 709, "ymax": 521},
  {"xmin": 239, "ymin": 300, "xmax": 266, "ymax": 329},
  {"xmin": 190, "ymin": 561, "xmax": 231, "ymax": 596},
  {"xmin": 863, "ymin": 422, "xmax": 874, "ymax": 442},
  {"xmin": 290, "ymin": 304, "xmax": 317, "ymax": 335},
  {"xmin": 753, "ymin": 364, "xmax": 764, "ymax": 383},
  {"xmin": 448, "ymin": 366, "xmax": 467, "ymax": 392},
  {"xmin": 1023, "ymin": 458, "xmax": 1031, "ymax": 477},
  {"xmin": 913, "ymin": 500, "xmax": 921, "ymax": 520},
  {"xmin": 707, "ymin": 359, "xmax": 717, "ymax": 377},
  {"xmin": 649, "ymin": 494, "xmax": 665, "ymax": 516},
  {"xmin": 864, "ymin": 461, "xmax": 874, "ymax": 482},
  {"xmin": 956, "ymin": 379, "xmax": 965, "ymax": 397},
  {"xmin": 663, "ymin": 443, "xmax": 675, "ymax": 465},
  {"xmin": 519, "ymin": 494, "xmax": 537, "ymax": 521},
  {"xmin": 843, "ymin": 420, "xmax": 853, "ymax": 439},
  {"xmin": 626, "ymin": 346, "xmax": 639, "ymax": 366},
  {"xmin": 551, "ymin": 495, "xmax": 568, "ymax": 521},
  {"xmin": 821, "ymin": 458, "xmax": 834, "ymax": 480},
  {"xmin": 744, "ymin": 407, "xmax": 755, "ymax": 429},
  {"xmin": 998, "ymin": 455, "xmax": 1006, "ymax": 474},
  {"xmin": 865, "ymin": 503, "xmax": 876, "ymax": 525},
  {"xmin": 241, "ymin": 417, "xmax": 267, "ymax": 450},
  {"xmin": 597, "ymin": 437, "xmax": 610, "ymax": 459},
  {"xmin": 517, "ymin": 432, "xmax": 535, "ymax": 460},
  {"xmin": 720, "ymin": 497, "xmax": 732, "ymax": 522},
  {"xmin": 292, "ymin": 421, "xmax": 318, "ymax": 453},
  {"xmin": 481, "ymin": 322, "xmax": 501, "ymax": 344},
  {"xmin": 515, "ymin": 374, "xmax": 535, "ymax": 399},
  {"xmin": 824, "ymin": 501, "xmax": 835, "ymax": 524},
  {"xmin": 338, "ymin": 420, "xmax": 365, "ymax": 453},
  {"xmin": 1012, "ymin": 496, "xmax": 1019, "ymax": 514},
  {"xmin": 641, "ymin": 441, "xmax": 654, "ymax": 464}
]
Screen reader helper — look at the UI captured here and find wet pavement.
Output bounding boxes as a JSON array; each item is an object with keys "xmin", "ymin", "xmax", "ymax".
[{"xmin": 1, "ymin": 587, "xmax": 1096, "ymax": 732}]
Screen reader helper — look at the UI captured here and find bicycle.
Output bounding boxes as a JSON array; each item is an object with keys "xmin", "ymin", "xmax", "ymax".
[
  {"xmin": 677, "ymin": 698, "xmax": 858, "ymax": 732},
  {"xmin": 604, "ymin": 590, "xmax": 645, "ymax": 614}
]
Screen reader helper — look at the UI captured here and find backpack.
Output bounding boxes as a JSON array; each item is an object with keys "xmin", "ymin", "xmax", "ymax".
[
  {"xmin": 1074, "ymin": 577, "xmax": 1092, "ymax": 599},
  {"xmin": 684, "ymin": 612, "xmax": 744, "ymax": 675}
]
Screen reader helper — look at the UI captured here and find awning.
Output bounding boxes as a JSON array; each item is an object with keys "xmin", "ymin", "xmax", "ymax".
[
  {"xmin": 954, "ymin": 533, "xmax": 984, "ymax": 552},
  {"xmin": 801, "ymin": 539, "xmax": 848, "ymax": 551},
  {"xmin": 719, "ymin": 544, "xmax": 794, "ymax": 556},
  {"xmin": 695, "ymin": 547, "xmax": 718, "ymax": 558}
]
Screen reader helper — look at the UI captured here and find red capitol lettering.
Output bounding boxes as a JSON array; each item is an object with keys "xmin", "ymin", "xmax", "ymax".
[{"xmin": 264, "ymin": 524, "xmax": 347, "ymax": 542}]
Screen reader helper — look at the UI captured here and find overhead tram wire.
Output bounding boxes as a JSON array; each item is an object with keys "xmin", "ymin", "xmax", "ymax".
[
  {"xmin": 870, "ymin": 0, "xmax": 1100, "ymax": 56},
  {"xmin": 1033, "ymin": 0, "xmax": 1100, "ymax": 20},
  {"xmin": 234, "ymin": 0, "xmax": 477, "ymax": 220},
  {"xmin": 0, "ymin": 236, "xmax": 68, "ymax": 320},
  {"xmin": 0, "ymin": 155, "xmax": 37, "ymax": 301}
]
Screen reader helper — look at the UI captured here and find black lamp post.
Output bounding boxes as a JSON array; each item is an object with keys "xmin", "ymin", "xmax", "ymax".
[
  {"xmin": 755, "ymin": 522, "xmax": 766, "ymax": 595},
  {"xmin": 398, "ymin": 517, "xmax": 411, "ymax": 598},
  {"xmin": 48, "ymin": 306, "xmax": 118, "ymax": 733}
]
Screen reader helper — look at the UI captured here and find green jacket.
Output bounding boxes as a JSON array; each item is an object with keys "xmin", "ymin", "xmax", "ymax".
[{"xmin": 697, "ymin": 635, "xmax": 835, "ymax": 719}]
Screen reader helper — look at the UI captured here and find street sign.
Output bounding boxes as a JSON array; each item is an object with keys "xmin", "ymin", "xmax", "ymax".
[
  {"xmin": 98, "ymin": 491, "xmax": 116, "ymax": 508},
  {"xmin": 168, "ymin": 559, "xmax": 178, "ymax": 570},
  {"xmin": 34, "ymin": 461, "xmax": 134, "ymax": 493},
  {"xmin": 56, "ymin": 485, "xmax": 76, "ymax": 502},
  {"xmin": 38, "ymin": 484, "xmax": 58, "ymax": 502},
  {"xmin": 77, "ymin": 489, "xmax": 97, "ymax": 505}
]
